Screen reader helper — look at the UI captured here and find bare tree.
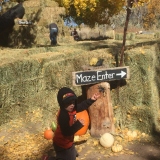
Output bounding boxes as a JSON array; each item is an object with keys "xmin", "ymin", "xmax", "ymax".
[{"xmin": 119, "ymin": 0, "xmax": 134, "ymax": 66}]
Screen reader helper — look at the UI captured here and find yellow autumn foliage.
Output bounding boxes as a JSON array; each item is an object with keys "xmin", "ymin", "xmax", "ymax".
[
  {"xmin": 55, "ymin": 0, "xmax": 150, "ymax": 26},
  {"xmin": 56, "ymin": 0, "xmax": 126, "ymax": 26},
  {"xmin": 143, "ymin": 0, "xmax": 160, "ymax": 29}
]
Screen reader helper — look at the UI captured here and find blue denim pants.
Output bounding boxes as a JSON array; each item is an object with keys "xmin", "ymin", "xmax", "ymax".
[{"xmin": 50, "ymin": 28, "xmax": 58, "ymax": 45}]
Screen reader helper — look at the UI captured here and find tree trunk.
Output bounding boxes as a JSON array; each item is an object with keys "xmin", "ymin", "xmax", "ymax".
[{"xmin": 119, "ymin": 0, "xmax": 133, "ymax": 66}]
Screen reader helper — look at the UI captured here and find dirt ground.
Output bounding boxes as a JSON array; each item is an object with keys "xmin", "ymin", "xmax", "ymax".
[
  {"xmin": 45, "ymin": 132, "xmax": 160, "ymax": 160},
  {"xmin": 76, "ymin": 140, "xmax": 160, "ymax": 160},
  {"xmin": 1, "ymin": 120, "xmax": 160, "ymax": 160}
]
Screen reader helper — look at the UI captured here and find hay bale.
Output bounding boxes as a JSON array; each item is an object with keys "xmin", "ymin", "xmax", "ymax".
[
  {"xmin": 7, "ymin": 0, "xmax": 67, "ymax": 47},
  {"xmin": 136, "ymin": 33, "xmax": 156, "ymax": 39},
  {"xmin": 115, "ymin": 33, "xmax": 135, "ymax": 40},
  {"xmin": 1, "ymin": 38, "xmax": 160, "ymax": 135},
  {"xmin": 44, "ymin": 0, "xmax": 59, "ymax": 7},
  {"xmin": 0, "ymin": 45, "xmax": 115, "ymax": 126},
  {"xmin": 111, "ymin": 44, "xmax": 160, "ymax": 133},
  {"xmin": 23, "ymin": 0, "xmax": 41, "ymax": 7},
  {"xmin": 77, "ymin": 26, "xmax": 107, "ymax": 40}
]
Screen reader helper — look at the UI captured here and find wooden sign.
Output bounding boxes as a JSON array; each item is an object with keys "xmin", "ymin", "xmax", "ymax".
[
  {"xmin": 72, "ymin": 66, "xmax": 130, "ymax": 86},
  {"xmin": 73, "ymin": 66, "xmax": 130, "ymax": 137},
  {"xmin": 86, "ymin": 82, "xmax": 115, "ymax": 137},
  {"xmin": 18, "ymin": 20, "xmax": 32, "ymax": 25}
]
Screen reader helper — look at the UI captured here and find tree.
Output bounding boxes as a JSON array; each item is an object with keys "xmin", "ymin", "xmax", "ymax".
[
  {"xmin": 143, "ymin": 0, "xmax": 160, "ymax": 29},
  {"xmin": 119, "ymin": 0, "xmax": 134, "ymax": 67},
  {"xmin": 119, "ymin": 0, "xmax": 150, "ymax": 66},
  {"xmin": 56, "ymin": 0, "xmax": 150, "ymax": 66},
  {"xmin": 56, "ymin": 0, "xmax": 126, "ymax": 27}
]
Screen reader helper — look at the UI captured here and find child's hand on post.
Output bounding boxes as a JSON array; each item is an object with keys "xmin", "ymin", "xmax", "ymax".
[{"xmin": 91, "ymin": 93, "xmax": 100, "ymax": 101}]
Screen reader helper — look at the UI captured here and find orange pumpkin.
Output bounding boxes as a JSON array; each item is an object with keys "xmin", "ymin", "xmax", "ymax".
[
  {"xmin": 75, "ymin": 110, "xmax": 90, "ymax": 136},
  {"xmin": 44, "ymin": 129, "xmax": 54, "ymax": 140}
]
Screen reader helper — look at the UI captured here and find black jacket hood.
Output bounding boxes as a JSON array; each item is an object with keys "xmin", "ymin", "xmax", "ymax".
[{"xmin": 57, "ymin": 87, "xmax": 77, "ymax": 109}]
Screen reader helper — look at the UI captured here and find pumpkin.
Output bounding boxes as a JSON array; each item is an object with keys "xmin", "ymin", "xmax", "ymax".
[
  {"xmin": 127, "ymin": 130, "xmax": 137, "ymax": 138},
  {"xmin": 51, "ymin": 121, "xmax": 57, "ymax": 132},
  {"xmin": 44, "ymin": 129, "xmax": 54, "ymax": 140},
  {"xmin": 112, "ymin": 143, "xmax": 123, "ymax": 152},
  {"xmin": 75, "ymin": 110, "xmax": 90, "ymax": 136},
  {"xmin": 127, "ymin": 130, "xmax": 137, "ymax": 141},
  {"xmin": 99, "ymin": 133, "xmax": 114, "ymax": 148}
]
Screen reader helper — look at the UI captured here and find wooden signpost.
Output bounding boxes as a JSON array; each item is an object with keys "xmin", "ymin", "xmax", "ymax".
[
  {"xmin": 72, "ymin": 66, "xmax": 130, "ymax": 137},
  {"xmin": 72, "ymin": 66, "xmax": 130, "ymax": 86}
]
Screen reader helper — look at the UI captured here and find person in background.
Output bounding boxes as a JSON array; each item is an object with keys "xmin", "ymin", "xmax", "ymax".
[
  {"xmin": 49, "ymin": 23, "xmax": 58, "ymax": 45},
  {"xmin": 71, "ymin": 28, "xmax": 80, "ymax": 41},
  {"xmin": 53, "ymin": 87, "xmax": 99, "ymax": 160}
]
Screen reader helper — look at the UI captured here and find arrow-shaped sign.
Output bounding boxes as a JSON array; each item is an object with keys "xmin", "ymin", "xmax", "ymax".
[
  {"xmin": 116, "ymin": 70, "xmax": 126, "ymax": 78},
  {"xmin": 72, "ymin": 66, "xmax": 130, "ymax": 86}
]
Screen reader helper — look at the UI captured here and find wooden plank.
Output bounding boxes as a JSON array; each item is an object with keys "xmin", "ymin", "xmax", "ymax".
[
  {"xmin": 72, "ymin": 66, "xmax": 130, "ymax": 86},
  {"xmin": 86, "ymin": 82, "xmax": 115, "ymax": 137}
]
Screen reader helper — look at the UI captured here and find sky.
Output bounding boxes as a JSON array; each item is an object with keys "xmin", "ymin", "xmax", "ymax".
[{"xmin": 64, "ymin": 17, "xmax": 78, "ymax": 27}]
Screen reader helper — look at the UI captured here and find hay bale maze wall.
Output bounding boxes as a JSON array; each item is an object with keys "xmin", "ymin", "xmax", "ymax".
[
  {"xmin": 111, "ymin": 42, "xmax": 160, "ymax": 134},
  {"xmin": 115, "ymin": 31, "xmax": 160, "ymax": 41},
  {"xmin": 0, "ymin": 45, "xmax": 115, "ymax": 129},
  {"xmin": 0, "ymin": 40, "xmax": 160, "ymax": 135}
]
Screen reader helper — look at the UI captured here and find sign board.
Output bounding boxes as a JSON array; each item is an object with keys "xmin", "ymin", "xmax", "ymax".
[
  {"xmin": 72, "ymin": 66, "xmax": 130, "ymax": 86},
  {"xmin": 18, "ymin": 20, "xmax": 32, "ymax": 25}
]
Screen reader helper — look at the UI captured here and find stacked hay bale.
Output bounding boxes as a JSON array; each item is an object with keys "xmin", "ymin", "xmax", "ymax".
[
  {"xmin": 115, "ymin": 32, "xmax": 136, "ymax": 40},
  {"xmin": 0, "ymin": 42, "xmax": 116, "ymax": 127},
  {"xmin": 77, "ymin": 25, "xmax": 107, "ymax": 40},
  {"xmin": 111, "ymin": 43, "xmax": 160, "ymax": 133},
  {"xmin": 8, "ymin": 0, "xmax": 73, "ymax": 47}
]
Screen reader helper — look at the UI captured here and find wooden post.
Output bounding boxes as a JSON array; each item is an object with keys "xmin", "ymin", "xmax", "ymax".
[
  {"xmin": 86, "ymin": 82, "xmax": 115, "ymax": 137},
  {"xmin": 72, "ymin": 65, "xmax": 130, "ymax": 137}
]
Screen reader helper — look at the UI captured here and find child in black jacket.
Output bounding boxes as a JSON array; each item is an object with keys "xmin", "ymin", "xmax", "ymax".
[{"xmin": 53, "ymin": 87, "xmax": 99, "ymax": 160}]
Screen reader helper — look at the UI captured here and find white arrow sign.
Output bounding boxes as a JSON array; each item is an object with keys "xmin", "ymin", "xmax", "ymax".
[{"xmin": 116, "ymin": 71, "xmax": 126, "ymax": 78}]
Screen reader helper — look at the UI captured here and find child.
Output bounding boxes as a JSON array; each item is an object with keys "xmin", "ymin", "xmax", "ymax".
[{"xmin": 53, "ymin": 87, "xmax": 99, "ymax": 160}]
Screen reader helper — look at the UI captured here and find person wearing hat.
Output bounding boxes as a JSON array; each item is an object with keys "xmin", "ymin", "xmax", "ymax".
[{"xmin": 53, "ymin": 87, "xmax": 99, "ymax": 160}]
